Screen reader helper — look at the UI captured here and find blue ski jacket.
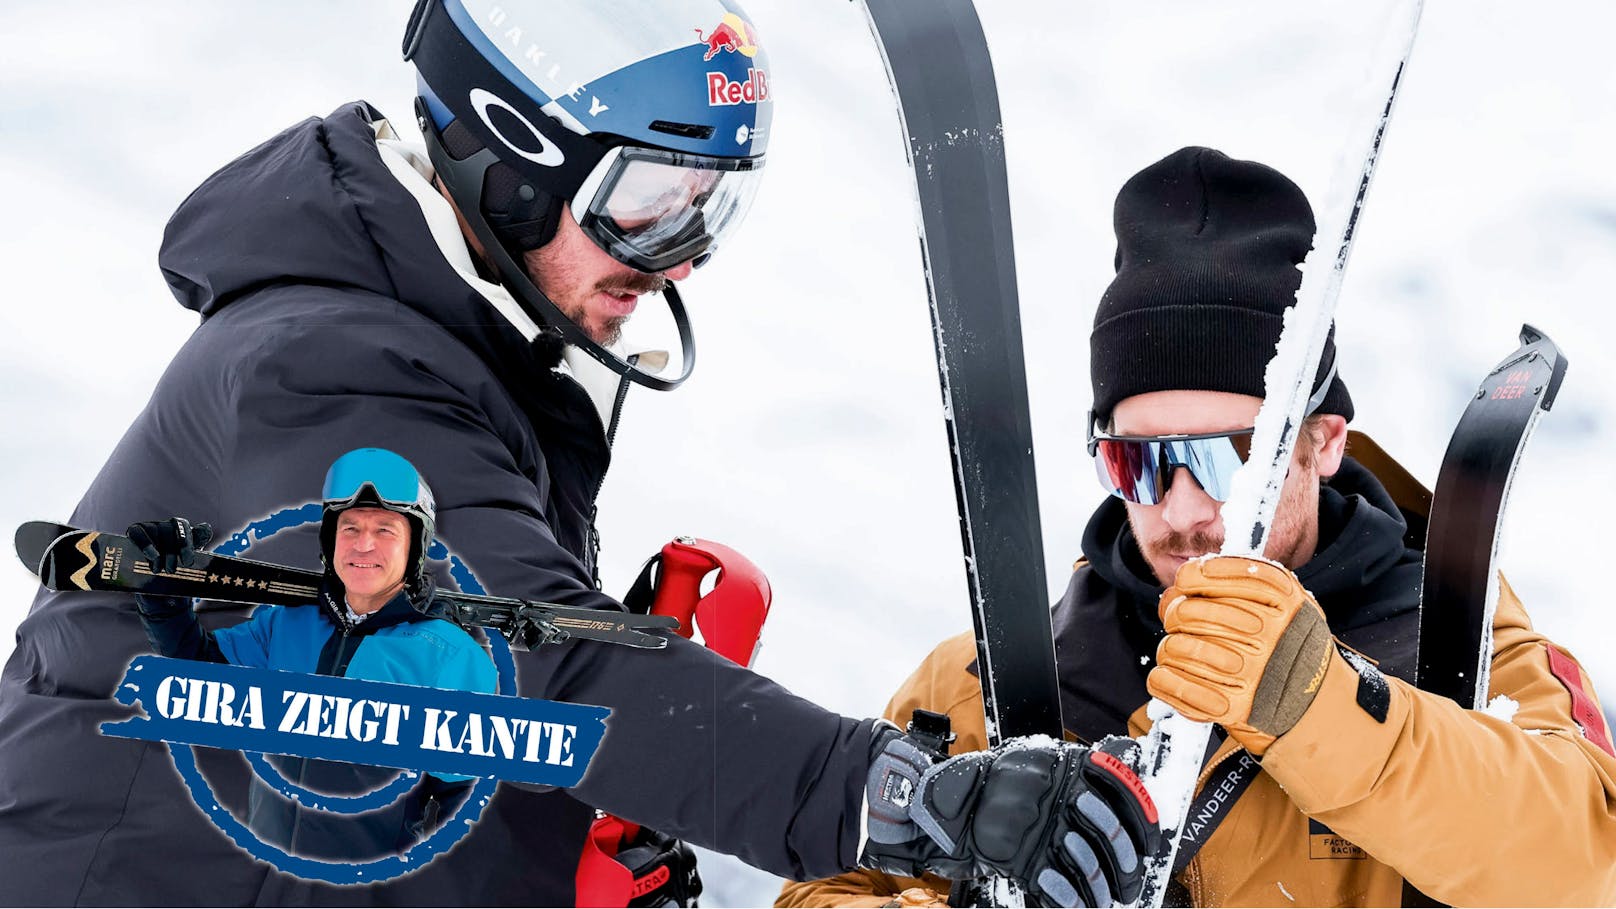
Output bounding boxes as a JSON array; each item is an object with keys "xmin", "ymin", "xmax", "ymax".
[
  {"xmin": 0, "ymin": 102, "xmax": 880, "ymax": 905},
  {"xmin": 136, "ymin": 579, "xmax": 498, "ymax": 858},
  {"xmin": 211, "ymin": 592, "xmax": 496, "ymax": 707}
]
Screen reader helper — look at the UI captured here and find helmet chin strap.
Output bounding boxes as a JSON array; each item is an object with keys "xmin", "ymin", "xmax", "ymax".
[{"xmin": 421, "ymin": 105, "xmax": 697, "ymax": 392}]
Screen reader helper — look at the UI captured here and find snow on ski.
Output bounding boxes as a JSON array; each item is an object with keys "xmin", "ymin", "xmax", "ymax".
[{"xmin": 1134, "ymin": 3, "xmax": 1426, "ymax": 905}]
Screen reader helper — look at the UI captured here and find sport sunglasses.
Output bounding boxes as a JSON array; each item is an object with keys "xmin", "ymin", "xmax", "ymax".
[{"xmin": 1087, "ymin": 361, "xmax": 1336, "ymax": 505}]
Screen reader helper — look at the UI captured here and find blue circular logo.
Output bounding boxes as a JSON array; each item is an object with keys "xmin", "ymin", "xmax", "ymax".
[{"xmin": 167, "ymin": 504, "xmax": 515, "ymax": 884}]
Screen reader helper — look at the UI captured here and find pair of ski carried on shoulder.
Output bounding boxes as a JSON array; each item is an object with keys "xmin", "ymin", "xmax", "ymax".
[{"xmin": 14, "ymin": 524, "xmax": 773, "ymax": 661}]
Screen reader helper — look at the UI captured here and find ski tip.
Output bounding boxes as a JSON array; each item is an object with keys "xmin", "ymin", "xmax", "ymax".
[
  {"xmin": 14, "ymin": 521, "xmax": 78, "ymax": 576},
  {"xmin": 1517, "ymin": 323, "xmax": 1569, "ymax": 411}
]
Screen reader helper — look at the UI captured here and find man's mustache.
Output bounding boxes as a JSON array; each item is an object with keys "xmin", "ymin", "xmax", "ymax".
[
  {"xmin": 598, "ymin": 272, "xmax": 667, "ymax": 296},
  {"xmin": 1147, "ymin": 530, "xmax": 1223, "ymax": 558}
]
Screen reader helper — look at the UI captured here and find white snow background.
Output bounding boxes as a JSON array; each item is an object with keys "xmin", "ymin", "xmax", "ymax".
[{"xmin": 2, "ymin": 2, "xmax": 1613, "ymax": 904}]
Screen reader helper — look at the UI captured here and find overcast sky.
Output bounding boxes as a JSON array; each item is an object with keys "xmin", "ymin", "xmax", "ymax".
[{"xmin": 3, "ymin": 2, "xmax": 1613, "ymax": 903}]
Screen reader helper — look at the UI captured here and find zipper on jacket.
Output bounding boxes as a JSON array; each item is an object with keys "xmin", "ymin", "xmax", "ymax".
[
  {"xmin": 315, "ymin": 603, "xmax": 364, "ymax": 678},
  {"xmin": 585, "ymin": 357, "xmax": 636, "ymax": 591},
  {"xmin": 330, "ymin": 624, "xmax": 361, "ymax": 677},
  {"xmin": 605, "ymin": 354, "xmax": 636, "ymax": 450}
]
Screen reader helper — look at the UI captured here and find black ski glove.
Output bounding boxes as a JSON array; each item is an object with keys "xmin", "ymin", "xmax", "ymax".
[
  {"xmin": 861, "ymin": 730, "xmax": 1161, "ymax": 908},
  {"xmin": 127, "ymin": 517, "xmax": 213, "ymax": 574},
  {"xmin": 617, "ymin": 826, "xmax": 703, "ymax": 908}
]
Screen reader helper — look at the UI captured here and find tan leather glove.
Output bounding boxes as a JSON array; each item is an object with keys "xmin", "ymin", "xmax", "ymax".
[
  {"xmin": 1147, "ymin": 556, "xmax": 1337, "ymax": 756},
  {"xmin": 884, "ymin": 888, "xmax": 949, "ymax": 908}
]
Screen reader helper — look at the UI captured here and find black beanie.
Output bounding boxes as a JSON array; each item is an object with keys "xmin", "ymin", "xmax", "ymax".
[{"xmin": 1089, "ymin": 146, "xmax": 1353, "ymax": 424}]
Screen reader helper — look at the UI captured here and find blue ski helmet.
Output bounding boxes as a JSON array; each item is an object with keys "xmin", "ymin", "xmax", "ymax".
[
  {"xmin": 403, "ymin": 0, "xmax": 773, "ymax": 391},
  {"xmin": 320, "ymin": 448, "xmax": 437, "ymax": 582}
]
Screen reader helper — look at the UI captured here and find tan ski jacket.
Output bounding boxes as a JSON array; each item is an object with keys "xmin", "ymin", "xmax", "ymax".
[{"xmin": 780, "ymin": 438, "xmax": 1616, "ymax": 907}]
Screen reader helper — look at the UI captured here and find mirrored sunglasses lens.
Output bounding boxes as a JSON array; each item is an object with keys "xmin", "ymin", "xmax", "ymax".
[
  {"xmin": 1094, "ymin": 439, "xmax": 1168, "ymax": 505},
  {"xmin": 1167, "ymin": 436, "xmax": 1249, "ymax": 502}
]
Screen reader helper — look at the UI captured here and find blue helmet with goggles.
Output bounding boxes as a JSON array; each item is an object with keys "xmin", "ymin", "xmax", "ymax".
[
  {"xmin": 402, "ymin": 0, "xmax": 773, "ymax": 391},
  {"xmin": 320, "ymin": 448, "xmax": 438, "ymax": 583}
]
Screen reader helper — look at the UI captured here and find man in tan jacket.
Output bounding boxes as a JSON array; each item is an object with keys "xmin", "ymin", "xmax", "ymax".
[{"xmin": 780, "ymin": 147, "xmax": 1616, "ymax": 908}]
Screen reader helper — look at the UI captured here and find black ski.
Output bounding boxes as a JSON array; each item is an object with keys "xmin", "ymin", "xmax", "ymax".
[
  {"xmin": 1418, "ymin": 325, "xmax": 1567, "ymax": 708},
  {"xmin": 17, "ymin": 523, "xmax": 677, "ymax": 651},
  {"xmin": 859, "ymin": 5, "xmax": 1060, "ymax": 901},
  {"xmin": 1404, "ymin": 326, "xmax": 1568, "ymax": 909},
  {"xmin": 859, "ymin": 0, "xmax": 1061, "ymax": 744}
]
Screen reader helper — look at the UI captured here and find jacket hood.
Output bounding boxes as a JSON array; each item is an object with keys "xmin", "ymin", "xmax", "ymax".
[
  {"xmin": 1081, "ymin": 456, "xmax": 1421, "ymax": 633},
  {"xmin": 159, "ymin": 102, "xmax": 559, "ymax": 392},
  {"xmin": 159, "ymin": 101, "xmax": 613, "ymax": 461}
]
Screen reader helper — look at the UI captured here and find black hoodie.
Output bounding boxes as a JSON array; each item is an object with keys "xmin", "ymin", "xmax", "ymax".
[{"xmin": 0, "ymin": 103, "xmax": 877, "ymax": 905}]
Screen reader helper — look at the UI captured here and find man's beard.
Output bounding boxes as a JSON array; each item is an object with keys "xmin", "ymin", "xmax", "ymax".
[
  {"xmin": 562, "ymin": 273, "xmax": 668, "ymax": 347},
  {"xmin": 1132, "ymin": 466, "xmax": 1318, "ymax": 587}
]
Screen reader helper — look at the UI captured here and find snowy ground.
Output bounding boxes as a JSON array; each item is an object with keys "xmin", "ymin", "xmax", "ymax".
[{"xmin": 3, "ymin": 2, "xmax": 1613, "ymax": 905}]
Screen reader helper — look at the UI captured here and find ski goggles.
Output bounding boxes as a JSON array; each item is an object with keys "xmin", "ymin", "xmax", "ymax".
[
  {"xmin": 1088, "ymin": 361, "xmax": 1337, "ymax": 505},
  {"xmin": 571, "ymin": 145, "xmax": 765, "ymax": 274},
  {"xmin": 321, "ymin": 448, "xmax": 434, "ymax": 515}
]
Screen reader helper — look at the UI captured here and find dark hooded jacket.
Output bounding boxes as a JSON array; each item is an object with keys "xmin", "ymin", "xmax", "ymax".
[
  {"xmin": 0, "ymin": 102, "xmax": 878, "ymax": 905},
  {"xmin": 1057, "ymin": 455, "xmax": 1426, "ymax": 744}
]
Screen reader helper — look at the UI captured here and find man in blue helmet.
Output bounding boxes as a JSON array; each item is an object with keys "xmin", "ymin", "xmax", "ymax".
[
  {"xmin": 128, "ymin": 448, "xmax": 498, "ymax": 860},
  {"xmin": 0, "ymin": 1, "xmax": 1157, "ymax": 905}
]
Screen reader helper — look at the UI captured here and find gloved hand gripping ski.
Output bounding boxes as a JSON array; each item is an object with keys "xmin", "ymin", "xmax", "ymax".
[
  {"xmin": 862, "ymin": 732, "xmax": 1162, "ymax": 907},
  {"xmin": 127, "ymin": 517, "xmax": 214, "ymax": 575}
]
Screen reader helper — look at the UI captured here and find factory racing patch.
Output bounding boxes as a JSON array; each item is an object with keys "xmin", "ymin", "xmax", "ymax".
[
  {"xmin": 1308, "ymin": 819, "xmax": 1367, "ymax": 860},
  {"xmin": 1545, "ymin": 644, "xmax": 1615, "ymax": 758}
]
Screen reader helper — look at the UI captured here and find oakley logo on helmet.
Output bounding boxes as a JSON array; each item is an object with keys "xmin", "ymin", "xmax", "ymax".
[
  {"xmin": 477, "ymin": 3, "xmax": 586, "ymax": 101},
  {"xmin": 469, "ymin": 87, "xmax": 565, "ymax": 167},
  {"xmin": 707, "ymin": 68, "xmax": 769, "ymax": 107}
]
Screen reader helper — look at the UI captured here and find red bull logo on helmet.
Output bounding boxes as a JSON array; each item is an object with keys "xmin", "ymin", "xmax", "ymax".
[
  {"xmin": 708, "ymin": 68, "xmax": 769, "ymax": 107},
  {"xmin": 694, "ymin": 13, "xmax": 761, "ymax": 62}
]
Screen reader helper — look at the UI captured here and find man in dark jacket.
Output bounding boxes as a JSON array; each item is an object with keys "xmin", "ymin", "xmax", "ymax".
[{"xmin": 0, "ymin": 2, "xmax": 1158, "ymax": 905}]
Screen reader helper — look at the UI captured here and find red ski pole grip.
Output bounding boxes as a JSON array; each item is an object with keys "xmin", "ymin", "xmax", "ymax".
[{"xmin": 649, "ymin": 537, "xmax": 771, "ymax": 667}]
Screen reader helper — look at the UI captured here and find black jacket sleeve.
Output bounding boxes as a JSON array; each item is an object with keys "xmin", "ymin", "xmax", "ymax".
[
  {"xmin": 133, "ymin": 594, "xmax": 227, "ymax": 664},
  {"xmin": 208, "ymin": 314, "xmax": 882, "ymax": 881}
]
